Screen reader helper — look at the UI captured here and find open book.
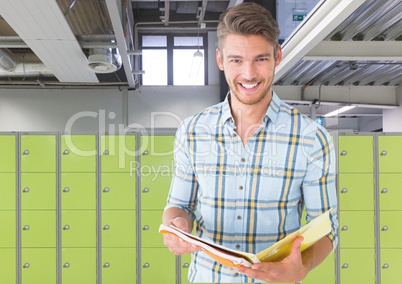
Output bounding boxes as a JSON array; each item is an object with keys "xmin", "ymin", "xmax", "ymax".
[{"xmin": 159, "ymin": 210, "xmax": 332, "ymax": 268}]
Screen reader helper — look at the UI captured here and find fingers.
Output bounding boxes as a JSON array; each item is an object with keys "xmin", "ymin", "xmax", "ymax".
[{"xmin": 163, "ymin": 234, "xmax": 201, "ymax": 255}]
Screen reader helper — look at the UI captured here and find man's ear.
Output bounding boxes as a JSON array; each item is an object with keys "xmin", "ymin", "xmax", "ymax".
[
  {"xmin": 216, "ymin": 48, "xmax": 224, "ymax": 71},
  {"xmin": 275, "ymin": 45, "xmax": 282, "ymax": 67}
]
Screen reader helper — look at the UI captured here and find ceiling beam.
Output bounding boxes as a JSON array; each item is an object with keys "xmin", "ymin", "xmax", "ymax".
[
  {"xmin": 106, "ymin": 0, "xmax": 137, "ymax": 88},
  {"xmin": 275, "ymin": 0, "xmax": 366, "ymax": 82},
  {"xmin": 0, "ymin": 0, "xmax": 99, "ymax": 83},
  {"xmin": 305, "ymin": 41, "xmax": 402, "ymax": 61}
]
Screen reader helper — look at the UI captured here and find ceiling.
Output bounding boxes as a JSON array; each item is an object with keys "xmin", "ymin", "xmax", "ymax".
[{"xmin": 0, "ymin": 0, "xmax": 401, "ymax": 120}]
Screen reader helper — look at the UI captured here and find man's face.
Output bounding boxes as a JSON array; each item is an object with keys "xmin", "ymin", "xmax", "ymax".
[{"xmin": 216, "ymin": 34, "xmax": 282, "ymax": 106}]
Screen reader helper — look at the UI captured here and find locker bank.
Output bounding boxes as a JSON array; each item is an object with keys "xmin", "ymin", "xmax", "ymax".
[{"xmin": 1, "ymin": 0, "xmax": 402, "ymax": 283}]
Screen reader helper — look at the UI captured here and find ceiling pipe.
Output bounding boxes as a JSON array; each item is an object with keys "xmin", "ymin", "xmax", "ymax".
[{"xmin": 0, "ymin": 48, "xmax": 17, "ymax": 71}]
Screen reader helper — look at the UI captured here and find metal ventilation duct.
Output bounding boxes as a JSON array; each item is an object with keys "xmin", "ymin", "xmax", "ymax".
[
  {"xmin": 87, "ymin": 48, "xmax": 122, "ymax": 73},
  {"xmin": 0, "ymin": 49, "xmax": 17, "ymax": 71}
]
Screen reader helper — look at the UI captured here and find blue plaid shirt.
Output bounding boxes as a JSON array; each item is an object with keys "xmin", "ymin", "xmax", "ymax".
[{"xmin": 166, "ymin": 92, "xmax": 338, "ymax": 283}]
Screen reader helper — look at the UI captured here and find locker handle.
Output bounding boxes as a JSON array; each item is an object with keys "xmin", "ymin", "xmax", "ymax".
[
  {"xmin": 63, "ymin": 187, "xmax": 70, "ymax": 193},
  {"xmin": 23, "ymin": 225, "xmax": 30, "ymax": 231},
  {"xmin": 103, "ymin": 262, "xmax": 110, "ymax": 268},
  {"xmin": 103, "ymin": 150, "xmax": 109, "ymax": 155},
  {"xmin": 142, "ymin": 187, "xmax": 149, "ymax": 193},
  {"xmin": 340, "ymin": 150, "xmax": 347, "ymax": 156},
  {"xmin": 63, "ymin": 225, "xmax": 70, "ymax": 230},
  {"xmin": 341, "ymin": 188, "xmax": 347, "ymax": 193},
  {"xmin": 103, "ymin": 225, "xmax": 110, "ymax": 230},
  {"xmin": 381, "ymin": 188, "xmax": 388, "ymax": 194},
  {"xmin": 143, "ymin": 225, "xmax": 150, "ymax": 230},
  {"xmin": 23, "ymin": 187, "xmax": 30, "ymax": 193},
  {"xmin": 342, "ymin": 263, "xmax": 349, "ymax": 269},
  {"xmin": 23, "ymin": 150, "xmax": 30, "ymax": 155},
  {"xmin": 23, "ymin": 263, "xmax": 30, "ymax": 268},
  {"xmin": 143, "ymin": 150, "xmax": 149, "ymax": 155},
  {"xmin": 382, "ymin": 263, "xmax": 389, "ymax": 269},
  {"xmin": 63, "ymin": 262, "xmax": 70, "ymax": 268},
  {"xmin": 103, "ymin": 187, "xmax": 110, "ymax": 193},
  {"xmin": 382, "ymin": 226, "xmax": 388, "ymax": 231},
  {"xmin": 380, "ymin": 150, "xmax": 387, "ymax": 156},
  {"xmin": 182, "ymin": 263, "xmax": 189, "ymax": 268},
  {"xmin": 63, "ymin": 150, "xmax": 69, "ymax": 155},
  {"xmin": 341, "ymin": 226, "xmax": 348, "ymax": 231},
  {"xmin": 143, "ymin": 262, "xmax": 150, "ymax": 268}
]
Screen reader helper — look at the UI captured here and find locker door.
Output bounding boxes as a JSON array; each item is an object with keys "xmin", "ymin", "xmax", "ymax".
[
  {"xmin": 61, "ymin": 210, "xmax": 96, "ymax": 248},
  {"xmin": 140, "ymin": 135, "xmax": 175, "ymax": 171},
  {"xmin": 21, "ymin": 173, "xmax": 56, "ymax": 210},
  {"xmin": 378, "ymin": 173, "xmax": 402, "ymax": 211},
  {"xmin": 380, "ymin": 249, "xmax": 402, "ymax": 284},
  {"xmin": 141, "ymin": 211, "xmax": 165, "ymax": 248},
  {"xmin": 61, "ymin": 173, "xmax": 96, "ymax": 210},
  {"xmin": 21, "ymin": 248, "xmax": 56, "ymax": 284},
  {"xmin": 339, "ymin": 211, "xmax": 375, "ymax": 248},
  {"xmin": 101, "ymin": 173, "xmax": 136, "ymax": 210},
  {"xmin": 141, "ymin": 173, "xmax": 172, "ymax": 210},
  {"xmin": 338, "ymin": 173, "xmax": 374, "ymax": 211},
  {"xmin": 0, "ymin": 248, "xmax": 16, "ymax": 283},
  {"xmin": 0, "ymin": 173, "xmax": 16, "ymax": 210},
  {"xmin": 61, "ymin": 248, "xmax": 97, "ymax": 284},
  {"xmin": 378, "ymin": 135, "xmax": 402, "ymax": 173},
  {"xmin": 21, "ymin": 211, "xmax": 56, "ymax": 248},
  {"xmin": 141, "ymin": 247, "xmax": 176, "ymax": 284},
  {"xmin": 0, "ymin": 134, "xmax": 16, "ymax": 172},
  {"xmin": 61, "ymin": 134, "xmax": 97, "ymax": 172},
  {"xmin": 0, "ymin": 211, "xmax": 16, "ymax": 248},
  {"xmin": 338, "ymin": 136, "xmax": 373, "ymax": 173},
  {"xmin": 379, "ymin": 211, "xmax": 402, "ymax": 248},
  {"xmin": 21, "ymin": 135, "xmax": 56, "ymax": 172},
  {"xmin": 339, "ymin": 249, "xmax": 375, "ymax": 284},
  {"xmin": 100, "ymin": 135, "xmax": 136, "ymax": 172},
  {"xmin": 180, "ymin": 254, "xmax": 191, "ymax": 284},
  {"xmin": 102, "ymin": 248, "xmax": 136, "ymax": 284},
  {"xmin": 101, "ymin": 210, "xmax": 136, "ymax": 247}
]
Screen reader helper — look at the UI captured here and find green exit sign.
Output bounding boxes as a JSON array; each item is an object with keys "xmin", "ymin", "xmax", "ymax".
[{"xmin": 293, "ymin": 14, "xmax": 306, "ymax": 21}]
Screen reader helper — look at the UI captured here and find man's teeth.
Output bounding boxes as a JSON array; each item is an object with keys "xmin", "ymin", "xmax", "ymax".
[{"xmin": 242, "ymin": 83, "xmax": 258, "ymax": 89}]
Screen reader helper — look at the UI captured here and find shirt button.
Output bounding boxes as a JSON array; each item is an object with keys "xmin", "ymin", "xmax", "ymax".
[
  {"xmin": 239, "ymin": 186, "xmax": 243, "ymax": 190},
  {"xmin": 237, "ymin": 216, "xmax": 242, "ymax": 220},
  {"xmin": 234, "ymin": 272, "xmax": 239, "ymax": 277},
  {"xmin": 232, "ymin": 133, "xmax": 236, "ymax": 137},
  {"xmin": 241, "ymin": 158, "xmax": 246, "ymax": 162},
  {"xmin": 236, "ymin": 244, "xmax": 240, "ymax": 249}
]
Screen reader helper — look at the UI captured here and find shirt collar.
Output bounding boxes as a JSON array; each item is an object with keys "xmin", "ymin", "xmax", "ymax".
[{"xmin": 221, "ymin": 91, "xmax": 282, "ymax": 125}]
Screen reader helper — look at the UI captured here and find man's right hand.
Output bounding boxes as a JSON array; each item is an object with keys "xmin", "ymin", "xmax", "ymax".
[{"xmin": 163, "ymin": 217, "xmax": 202, "ymax": 255}]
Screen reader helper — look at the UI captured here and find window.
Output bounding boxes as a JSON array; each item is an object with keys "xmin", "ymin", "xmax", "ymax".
[{"xmin": 140, "ymin": 33, "xmax": 207, "ymax": 86}]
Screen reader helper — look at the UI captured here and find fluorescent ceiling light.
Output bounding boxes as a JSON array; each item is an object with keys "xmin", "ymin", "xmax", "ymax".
[{"xmin": 323, "ymin": 105, "xmax": 356, "ymax": 117}]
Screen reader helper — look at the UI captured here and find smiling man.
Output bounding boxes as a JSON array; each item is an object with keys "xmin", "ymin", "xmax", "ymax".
[{"xmin": 162, "ymin": 2, "xmax": 338, "ymax": 283}]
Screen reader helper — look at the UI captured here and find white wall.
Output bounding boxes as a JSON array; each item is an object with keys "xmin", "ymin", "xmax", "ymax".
[{"xmin": 383, "ymin": 86, "xmax": 402, "ymax": 132}]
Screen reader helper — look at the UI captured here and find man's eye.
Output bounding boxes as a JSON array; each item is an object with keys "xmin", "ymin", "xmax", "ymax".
[
  {"xmin": 257, "ymin": 57, "xmax": 268, "ymax": 62},
  {"xmin": 230, "ymin": 59, "xmax": 241, "ymax": 63}
]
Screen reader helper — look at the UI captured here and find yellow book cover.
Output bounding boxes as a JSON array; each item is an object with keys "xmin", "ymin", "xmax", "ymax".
[{"xmin": 159, "ymin": 211, "xmax": 332, "ymax": 268}]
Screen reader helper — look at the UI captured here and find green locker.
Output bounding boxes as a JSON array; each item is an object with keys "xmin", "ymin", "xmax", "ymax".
[
  {"xmin": 378, "ymin": 173, "xmax": 402, "ymax": 211},
  {"xmin": 61, "ymin": 210, "xmax": 96, "ymax": 248},
  {"xmin": 61, "ymin": 134, "xmax": 97, "ymax": 172},
  {"xmin": 338, "ymin": 135, "xmax": 373, "ymax": 173},
  {"xmin": 302, "ymin": 253, "xmax": 335, "ymax": 284},
  {"xmin": 61, "ymin": 248, "xmax": 96, "ymax": 284},
  {"xmin": 21, "ymin": 248, "xmax": 56, "ymax": 284},
  {"xmin": 181, "ymin": 254, "xmax": 191, "ymax": 284},
  {"xmin": 0, "ymin": 134, "xmax": 16, "ymax": 172},
  {"xmin": 20, "ymin": 135, "xmax": 56, "ymax": 172},
  {"xmin": 101, "ymin": 135, "xmax": 136, "ymax": 172},
  {"xmin": 141, "ymin": 211, "xmax": 165, "ymax": 248},
  {"xmin": 379, "ymin": 211, "xmax": 402, "ymax": 248},
  {"xmin": 140, "ymin": 135, "xmax": 175, "ymax": 172},
  {"xmin": 380, "ymin": 249, "xmax": 402, "ymax": 284},
  {"xmin": 339, "ymin": 211, "xmax": 375, "ymax": 248},
  {"xmin": 0, "ymin": 248, "xmax": 16, "ymax": 283},
  {"xmin": 338, "ymin": 174, "xmax": 374, "ymax": 211},
  {"xmin": 21, "ymin": 173, "xmax": 56, "ymax": 210},
  {"xmin": 21, "ymin": 210, "xmax": 56, "ymax": 248},
  {"xmin": 61, "ymin": 173, "xmax": 96, "ymax": 210},
  {"xmin": 101, "ymin": 173, "xmax": 136, "ymax": 210},
  {"xmin": 339, "ymin": 249, "xmax": 375, "ymax": 284},
  {"xmin": 101, "ymin": 210, "xmax": 136, "ymax": 247},
  {"xmin": 0, "ymin": 172, "xmax": 16, "ymax": 210},
  {"xmin": 0, "ymin": 211, "xmax": 16, "ymax": 248},
  {"xmin": 141, "ymin": 247, "xmax": 176, "ymax": 284},
  {"xmin": 141, "ymin": 173, "xmax": 172, "ymax": 210},
  {"xmin": 378, "ymin": 135, "xmax": 402, "ymax": 173},
  {"xmin": 102, "ymin": 248, "xmax": 136, "ymax": 284}
]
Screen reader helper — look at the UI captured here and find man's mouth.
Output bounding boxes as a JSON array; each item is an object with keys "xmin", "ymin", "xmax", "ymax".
[{"xmin": 240, "ymin": 82, "xmax": 259, "ymax": 89}]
